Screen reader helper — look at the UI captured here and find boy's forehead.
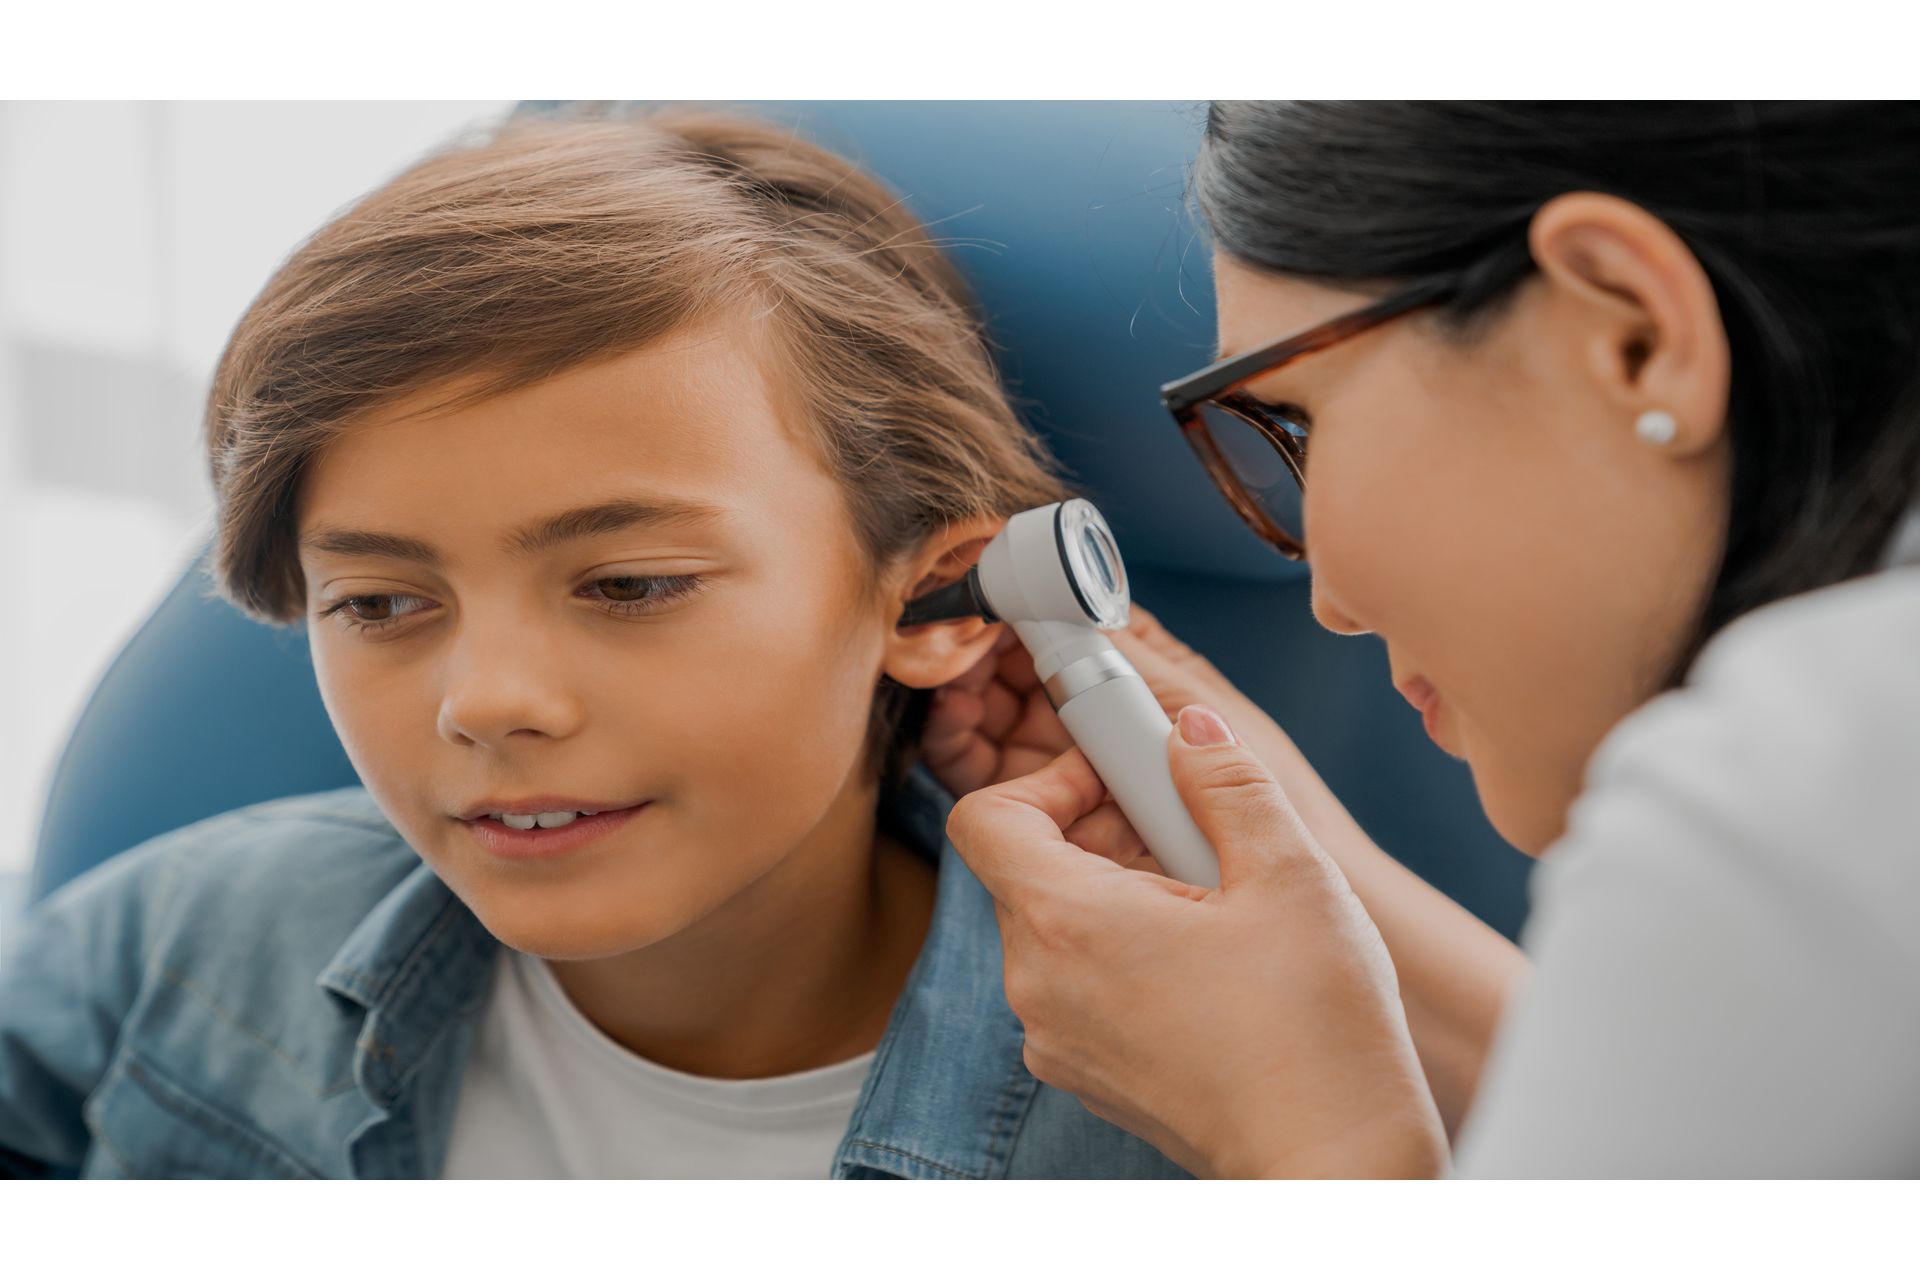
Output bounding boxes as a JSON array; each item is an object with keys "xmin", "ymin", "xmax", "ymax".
[
  {"xmin": 330, "ymin": 336, "xmax": 793, "ymax": 475},
  {"xmin": 298, "ymin": 327, "xmax": 836, "ymax": 539}
]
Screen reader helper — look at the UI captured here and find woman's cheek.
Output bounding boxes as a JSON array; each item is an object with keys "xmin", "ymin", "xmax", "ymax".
[{"xmin": 1300, "ymin": 446, "xmax": 1409, "ymax": 636}]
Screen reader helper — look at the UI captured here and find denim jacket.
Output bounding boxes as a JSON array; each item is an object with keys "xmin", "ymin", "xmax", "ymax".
[{"xmin": 0, "ymin": 769, "xmax": 1188, "ymax": 1179}]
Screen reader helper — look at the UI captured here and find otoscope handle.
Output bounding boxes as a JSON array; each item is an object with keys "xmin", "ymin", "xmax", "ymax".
[{"xmin": 1055, "ymin": 670, "xmax": 1222, "ymax": 889}]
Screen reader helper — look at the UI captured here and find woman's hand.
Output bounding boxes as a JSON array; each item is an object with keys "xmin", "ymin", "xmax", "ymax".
[
  {"xmin": 947, "ymin": 705, "xmax": 1449, "ymax": 1178},
  {"xmin": 924, "ymin": 605, "xmax": 1383, "ymax": 888},
  {"xmin": 923, "ymin": 605, "xmax": 1305, "ymax": 802},
  {"xmin": 928, "ymin": 604, "xmax": 1527, "ymax": 1136},
  {"xmin": 920, "ymin": 627, "xmax": 1066, "ymax": 794}
]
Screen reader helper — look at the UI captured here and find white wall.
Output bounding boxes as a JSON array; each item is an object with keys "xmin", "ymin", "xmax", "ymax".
[{"xmin": 0, "ymin": 101, "xmax": 513, "ymax": 885}]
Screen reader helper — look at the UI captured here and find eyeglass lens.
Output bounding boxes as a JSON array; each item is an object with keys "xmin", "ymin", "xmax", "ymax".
[{"xmin": 1193, "ymin": 400, "xmax": 1307, "ymax": 545}]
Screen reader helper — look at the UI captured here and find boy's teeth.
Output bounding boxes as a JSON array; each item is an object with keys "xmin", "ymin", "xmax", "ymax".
[{"xmin": 484, "ymin": 810, "xmax": 597, "ymax": 830}]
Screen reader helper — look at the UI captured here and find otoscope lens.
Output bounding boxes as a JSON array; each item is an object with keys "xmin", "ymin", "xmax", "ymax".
[
  {"xmin": 1084, "ymin": 526, "xmax": 1119, "ymax": 594},
  {"xmin": 1056, "ymin": 498, "xmax": 1130, "ymax": 629}
]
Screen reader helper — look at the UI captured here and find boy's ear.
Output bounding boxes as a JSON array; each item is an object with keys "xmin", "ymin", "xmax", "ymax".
[{"xmin": 882, "ymin": 515, "xmax": 1007, "ymax": 690}]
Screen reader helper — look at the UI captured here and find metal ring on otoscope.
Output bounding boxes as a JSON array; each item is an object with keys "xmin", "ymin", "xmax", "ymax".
[{"xmin": 1041, "ymin": 651, "xmax": 1136, "ymax": 711}]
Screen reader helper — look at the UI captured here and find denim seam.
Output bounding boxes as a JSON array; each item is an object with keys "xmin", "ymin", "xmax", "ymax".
[
  {"xmin": 362, "ymin": 1097, "xmax": 420, "ymax": 1179},
  {"xmin": 326, "ymin": 964, "xmax": 380, "ymax": 986},
  {"xmin": 322, "ymin": 970, "xmax": 378, "ymax": 1006},
  {"xmin": 391, "ymin": 932, "xmax": 495, "ymax": 1092},
  {"xmin": 89, "ymin": 1123, "xmax": 135, "ymax": 1177},
  {"xmin": 156, "ymin": 964, "xmax": 358, "ymax": 1099},
  {"xmin": 357, "ymin": 888, "xmax": 466, "ymax": 1009},
  {"xmin": 122, "ymin": 1051, "xmax": 324, "ymax": 1178},
  {"xmin": 987, "ymin": 1062, "xmax": 1042, "ymax": 1174},
  {"xmin": 841, "ymin": 1139, "xmax": 977, "ymax": 1180},
  {"xmin": 836, "ymin": 993, "xmax": 906, "ymax": 1145},
  {"xmin": 354, "ymin": 894, "xmax": 491, "ymax": 1105},
  {"xmin": 143, "ymin": 842, "xmax": 188, "ymax": 969}
]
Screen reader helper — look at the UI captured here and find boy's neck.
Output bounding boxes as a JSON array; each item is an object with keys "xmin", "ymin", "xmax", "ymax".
[{"xmin": 545, "ymin": 770, "xmax": 937, "ymax": 1080}]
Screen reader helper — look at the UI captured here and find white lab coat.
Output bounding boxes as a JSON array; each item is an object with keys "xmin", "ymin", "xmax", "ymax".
[{"xmin": 1455, "ymin": 511, "xmax": 1920, "ymax": 1176}]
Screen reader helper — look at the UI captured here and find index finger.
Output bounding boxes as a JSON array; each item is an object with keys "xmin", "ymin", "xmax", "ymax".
[{"xmin": 945, "ymin": 748, "xmax": 1114, "ymax": 903}]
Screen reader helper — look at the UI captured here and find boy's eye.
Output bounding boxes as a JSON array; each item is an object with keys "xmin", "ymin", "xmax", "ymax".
[
  {"xmin": 597, "ymin": 576, "xmax": 664, "ymax": 603},
  {"xmin": 318, "ymin": 575, "xmax": 705, "ymax": 636},
  {"xmin": 323, "ymin": 593, "xmax": 433, "ymax": 631},
  {"xmin": 585, "ymin": 574, "xmax": 704, "ymax": 612}
]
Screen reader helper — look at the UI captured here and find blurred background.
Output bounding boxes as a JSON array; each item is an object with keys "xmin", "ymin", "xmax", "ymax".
[{"xmin": 0, "ymin": 102, "xmax": 515, "ymax": 935}]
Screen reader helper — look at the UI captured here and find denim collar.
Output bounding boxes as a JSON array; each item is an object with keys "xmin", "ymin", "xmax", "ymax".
[
  {"xmin": 832, "ymin": 768, "xmax": 1038, "ymax": 1179},
  {"xmin": 315, "ymin": 767, "xmax": 1032, "ymax": 1178},
  {"xmin": 317, "ymin": 863, "xmax": 497, "ymax": 1112}
]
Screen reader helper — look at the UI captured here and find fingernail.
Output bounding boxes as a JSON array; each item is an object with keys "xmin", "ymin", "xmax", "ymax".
[{"xmin": 1178, "ymin": 705, "xmax": 1234, "ymax": 746}]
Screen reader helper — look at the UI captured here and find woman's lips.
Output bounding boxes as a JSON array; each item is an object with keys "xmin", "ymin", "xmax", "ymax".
[
  {"xmin": 1396, "ymin": 675, "xmax": 1448, "ymax": 747},
  {"xmin": 460, "ymin": 804, "xmax": 649, "ymax": 860}
]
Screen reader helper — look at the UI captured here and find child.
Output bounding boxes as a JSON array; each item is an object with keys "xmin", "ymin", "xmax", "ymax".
[{"xmin": 0, "ymin": 109, "xmax": 1187, "ymax": 1178}]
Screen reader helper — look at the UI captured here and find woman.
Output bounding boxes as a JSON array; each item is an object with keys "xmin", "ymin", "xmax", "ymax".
[{"xmin": 929, "ymin": 101, "xmax": 1920, "ymax": 1177}]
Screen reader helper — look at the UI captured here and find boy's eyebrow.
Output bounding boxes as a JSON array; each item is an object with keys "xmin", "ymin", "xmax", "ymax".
[
  {"xmin": 505, "ymin": 498, "xmax": 725, "ymax": 556},
  {"xmin": 301, "ymin": 498, "xmax": 727, "ymax": 566}
]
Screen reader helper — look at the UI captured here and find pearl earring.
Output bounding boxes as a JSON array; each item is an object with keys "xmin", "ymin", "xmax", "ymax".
[{"xmin": 1635, "ymin": 409, "xmax": 1678, "ymax": 446}]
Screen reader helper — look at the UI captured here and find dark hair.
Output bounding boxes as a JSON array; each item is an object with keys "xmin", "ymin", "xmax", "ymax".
[{"xmin": 1195, "ymin": 101, "xmax": 1920, "ymax": 679}]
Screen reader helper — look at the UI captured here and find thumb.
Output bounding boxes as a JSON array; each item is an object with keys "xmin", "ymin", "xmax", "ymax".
[{"xmin": 1168, "ymin": 704, "xmax": 1320, "ymax": 888}]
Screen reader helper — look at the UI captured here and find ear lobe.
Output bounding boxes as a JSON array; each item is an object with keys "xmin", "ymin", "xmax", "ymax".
[{"xmin": 883, "ymin": 516, "xmax": 1006, "ymax": 689}]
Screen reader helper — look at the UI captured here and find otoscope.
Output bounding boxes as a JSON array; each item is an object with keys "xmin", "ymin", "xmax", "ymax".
[{"xmin": 901, "ymin": 500, "xmax": 1222, "ymax": 888}]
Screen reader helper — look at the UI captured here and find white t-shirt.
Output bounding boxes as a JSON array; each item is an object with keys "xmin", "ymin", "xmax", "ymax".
[
  {"xmin": 1455, "ymin": 545, "xmax": 1920, "ymax": 1176},
  {"xmin": 441, "ymin": 948, "xmax": 874, "ymax": 1179}
]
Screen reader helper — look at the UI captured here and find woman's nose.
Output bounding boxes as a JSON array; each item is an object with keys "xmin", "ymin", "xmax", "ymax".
[
  {"xmin": 436, "ymin": 622, "xmax": 587, "ymax": 748},
  {"xmin": 1310, "ymin": 584, "xmax": 1373, "ymax": 638}
]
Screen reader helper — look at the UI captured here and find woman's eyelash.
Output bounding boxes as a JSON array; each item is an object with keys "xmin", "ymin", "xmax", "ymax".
[
  {"xmin": 1250, "ymin": 395, "xmax": 1313, "ymax": 428},
  {"xmin": 319, "ymin": 575, "xmax": 706, "ymax": 635}
]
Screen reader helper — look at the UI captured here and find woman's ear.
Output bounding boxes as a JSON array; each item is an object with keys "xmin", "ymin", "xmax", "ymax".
[
  {"xmin": 1527, "ymin": 192, "xmax": 1732, "ymax": 457},
  {"xmin": 882, "ymin": 515, "xmax": 1007, "ymax": 689}
]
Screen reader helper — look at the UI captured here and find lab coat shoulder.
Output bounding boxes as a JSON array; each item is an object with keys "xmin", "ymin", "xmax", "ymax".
[
  {"xmin": 1583, "ymin": 563, "xmax": 1920, "ymax": 956},
  {"xmin": 1456, "ymin": 567, "xmax": 1920, "ymax": 1177}
]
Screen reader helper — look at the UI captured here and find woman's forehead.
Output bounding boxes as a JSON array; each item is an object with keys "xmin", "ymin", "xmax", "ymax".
[{"xmin": 1211, "ymin": 251, "xmax": 1379, "ymax": 361}]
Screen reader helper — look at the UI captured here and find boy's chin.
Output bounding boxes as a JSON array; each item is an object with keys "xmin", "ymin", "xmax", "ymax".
[{"xmin": 466, "ymin": 892, "xmax": 707, "ymax": 962}]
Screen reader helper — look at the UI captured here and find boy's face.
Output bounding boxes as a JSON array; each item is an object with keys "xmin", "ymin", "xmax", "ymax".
[{"xmin": 297, "ymin": 320, "xmax": 913, "ymax": 959}]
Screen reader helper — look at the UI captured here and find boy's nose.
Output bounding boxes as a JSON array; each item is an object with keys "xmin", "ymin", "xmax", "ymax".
[{"xmin": 436, "ymin": 624, "xmax": 588, "ymax": 748}]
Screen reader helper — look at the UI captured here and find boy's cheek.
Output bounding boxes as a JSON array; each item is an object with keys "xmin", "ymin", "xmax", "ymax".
[{"xmin": 316, "ymin": 617, "xmax": 885, "ymax": 956}]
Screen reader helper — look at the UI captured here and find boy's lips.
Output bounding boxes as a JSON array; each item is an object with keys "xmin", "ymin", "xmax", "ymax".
[
  {"xmin": 454, "ymin": 795, "xmax": 646, "ymax": 822},
  {"xmin": 457, "ymin": 802, "xmax": 651, "ymax": 860}
]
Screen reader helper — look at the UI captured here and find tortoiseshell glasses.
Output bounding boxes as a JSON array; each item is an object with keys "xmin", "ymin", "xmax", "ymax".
[{"xmin": 1160, "ymin": 271, "xmax": 1466, "ymax": 560}]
